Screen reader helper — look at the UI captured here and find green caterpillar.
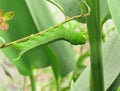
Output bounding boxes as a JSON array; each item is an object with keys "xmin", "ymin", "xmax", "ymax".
[{"xmin": 13, "ymin": 25, "xmax": 86, "ymax": 60}]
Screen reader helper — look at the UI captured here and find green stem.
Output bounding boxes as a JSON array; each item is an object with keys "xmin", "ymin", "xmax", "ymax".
[
  {"xmin": 86, "ymin": 0, "xmax": 105, "ymax": 91},
  {"xmin": 56, "ymin": 78, "xmax": 61, "ymax": 91},
  {"xmin": 29, "ymin": 71, "xmax": 36, "ymax": 91}
]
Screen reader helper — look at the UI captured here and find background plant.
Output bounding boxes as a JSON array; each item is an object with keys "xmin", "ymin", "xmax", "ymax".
[{"xmin": 0, "ymin": 0, "xmax": 120, "ymax": 91}]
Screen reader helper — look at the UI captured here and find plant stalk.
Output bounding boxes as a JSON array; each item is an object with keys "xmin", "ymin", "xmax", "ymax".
[
  {"xmin": 56, "ymin": 78, "xmax": 61, "ymax": 91},
  {"xmin": 29, "ymin": 71, "xmax": 36, "ymax": 91},
  {"xmin": 86, "ymin": 0, "xmax": 105, "ymax": 91}
]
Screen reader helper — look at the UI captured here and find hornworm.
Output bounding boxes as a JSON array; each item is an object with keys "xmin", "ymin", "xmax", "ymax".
[{"xmin": 13, "ymin": 25, "xmax": 86, "ymax": 60}]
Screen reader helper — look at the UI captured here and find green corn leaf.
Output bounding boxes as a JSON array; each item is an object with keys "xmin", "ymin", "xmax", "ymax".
[
  {"xmin": 70, "ymin": 81, "xmax": 77, "ymax": 91},
  {"xmin": 70, "ymin": 31, "xmax": 120, "ymax": 91},
  {"xmin": 0, "ymin": 0, "xmax": 50, "ymax": 75},
  {"xmin": 100, "ymin": 0, "xmax": 111, "ymax": 26},
  {"xmin": 107, "ymin": 0, "xmax": 120, "ymax": 34},
  {"xmin": 44, "ymin": 46, "xmax": 60, "ymax": 80},
  {"xmin": 53, "ymin": 0, "xmax": 111, "ymax": 25},
  {"xmin": 54, "ymin": 0, "xmax": 87, "ymax": 23}
]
